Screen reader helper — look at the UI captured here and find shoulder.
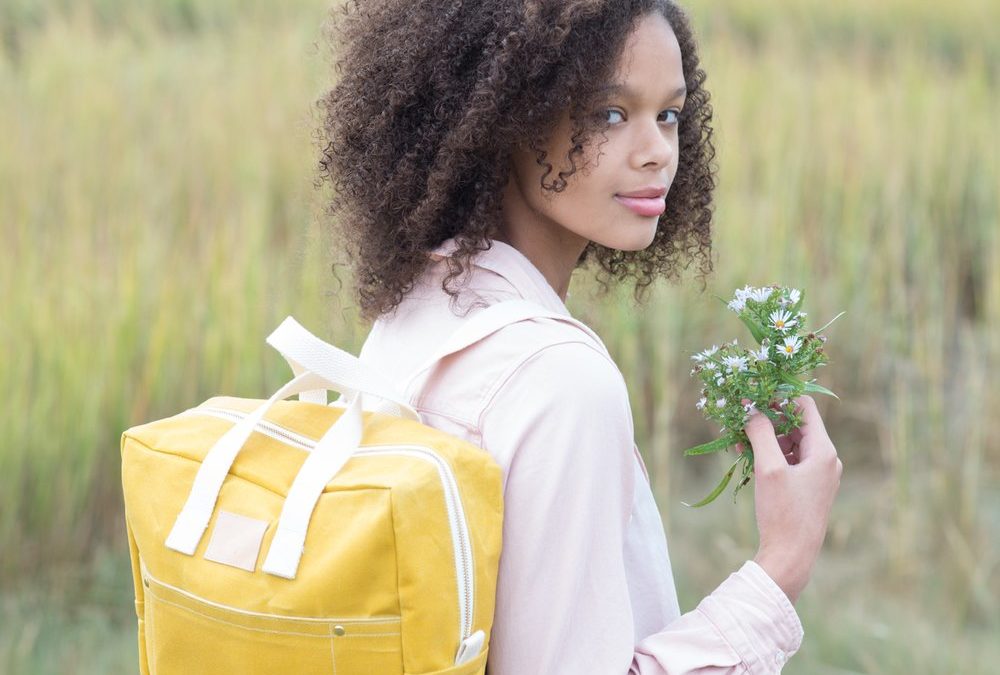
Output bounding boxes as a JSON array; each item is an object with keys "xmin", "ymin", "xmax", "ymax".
[{"xmin": 478, "ymin": 333, "xmax": 631, "ymax": 432}]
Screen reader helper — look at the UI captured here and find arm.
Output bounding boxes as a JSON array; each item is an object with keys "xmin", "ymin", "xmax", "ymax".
[{"xmin": 478, "ymin": 340, "xmax": 803, "ymax": 674}]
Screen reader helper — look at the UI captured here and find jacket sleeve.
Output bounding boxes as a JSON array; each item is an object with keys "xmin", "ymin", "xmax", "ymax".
[{"xmin": 477, "ymin": 340, "xmax": 804, "ymax": 675}]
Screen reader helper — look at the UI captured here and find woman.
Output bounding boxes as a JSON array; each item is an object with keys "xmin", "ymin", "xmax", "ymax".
[{"xmin": 318, "ymin": 1, "xmax": 843, "ymax": 671}]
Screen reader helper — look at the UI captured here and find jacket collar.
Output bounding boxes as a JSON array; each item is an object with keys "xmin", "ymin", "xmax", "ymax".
[{"xmin": 430, "ymin": 237, "xmax": 571, "ymax": 317}]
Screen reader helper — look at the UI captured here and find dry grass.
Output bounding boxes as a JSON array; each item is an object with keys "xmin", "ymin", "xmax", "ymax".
[{"xmin": 1, "ymin": 0, "xmax": 997, "ymax": 672}]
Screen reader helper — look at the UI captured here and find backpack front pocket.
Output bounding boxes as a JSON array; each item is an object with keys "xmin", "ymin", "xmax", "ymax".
[{"xmin": 142, "ymin": 567, "xmax": 403, "ymax": 674}]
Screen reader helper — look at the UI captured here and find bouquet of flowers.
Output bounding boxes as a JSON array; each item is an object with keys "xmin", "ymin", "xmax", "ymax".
[{"xmin": 681, "ymin": 284, "xmax": 844, "ymax": 507}]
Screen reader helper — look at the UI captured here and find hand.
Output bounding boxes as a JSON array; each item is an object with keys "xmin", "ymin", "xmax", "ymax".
[{"xmin": 733, "ymin": 395, "xmax": 843, "ymax": 604}]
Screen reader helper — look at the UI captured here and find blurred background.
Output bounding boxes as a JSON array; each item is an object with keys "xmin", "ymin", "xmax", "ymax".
[{"xmin": 1, "ymin": 0, "xmax": 997, "ymax": 672}]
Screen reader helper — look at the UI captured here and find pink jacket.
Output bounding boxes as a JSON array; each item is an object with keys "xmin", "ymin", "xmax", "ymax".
[{"xmin": 357, "ymin": 238, "xmax": 804, "ymax": 674}]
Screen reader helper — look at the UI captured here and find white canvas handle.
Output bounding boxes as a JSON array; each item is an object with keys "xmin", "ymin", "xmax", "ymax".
[
  {"xmin": 166, "ymin": 317, "xmax": 419, "ymax": 557},
  {"xmin": 267, "ymin": 316, "xmax": 420, "ymax": 421},
  {"xmin": 165, "ymin": 370, "xmax": 346, "ymax": 555},
  {"xmin": 261, "ymin": 387, "xmax": 365, "ymax": 578}
]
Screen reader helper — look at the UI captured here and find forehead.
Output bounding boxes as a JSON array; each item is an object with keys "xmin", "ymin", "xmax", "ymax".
[{"xmin": 612, "ymin": 12, "xmax": 683, "ymax": 86}]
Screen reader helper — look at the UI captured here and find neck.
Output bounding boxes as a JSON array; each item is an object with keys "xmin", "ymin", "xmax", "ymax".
[{"xmin": 495, "ymin": 182, "xmax": 589, "ymax": 303}]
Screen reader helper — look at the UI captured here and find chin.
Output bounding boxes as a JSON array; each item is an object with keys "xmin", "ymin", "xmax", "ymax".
[{"xmin": 595, "ymin": 225, "xmax": 658, "ymax": 252}]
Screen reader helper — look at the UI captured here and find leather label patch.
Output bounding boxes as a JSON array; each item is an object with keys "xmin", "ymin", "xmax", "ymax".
[{"xmin": 204, "ymin": 510, "xmax": 269, "ymax": 572}]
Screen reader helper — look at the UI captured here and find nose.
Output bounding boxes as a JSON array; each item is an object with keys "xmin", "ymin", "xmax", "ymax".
[{"xmin": 632, "ymin": 120, "xmax": 675, "ymax": 169}]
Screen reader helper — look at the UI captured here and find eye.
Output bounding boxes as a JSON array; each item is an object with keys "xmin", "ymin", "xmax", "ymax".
[
  {"xmin": 604, "ymin": 108, "xmax": 625, "ymax": 124},
  {"xmin": 660, "ymin": 109, "xmax": 682, "ymax": 125}
]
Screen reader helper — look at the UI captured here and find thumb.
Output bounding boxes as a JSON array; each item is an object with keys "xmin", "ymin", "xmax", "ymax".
[{"xmin": 743, "ymin": 408, "xmax": 785, "ymax": 475}]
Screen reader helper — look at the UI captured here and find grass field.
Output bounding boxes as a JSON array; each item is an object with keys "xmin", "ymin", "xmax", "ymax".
[{"xmin": 1, "ymin": 0, "xmax": 997, "ymax": 672}]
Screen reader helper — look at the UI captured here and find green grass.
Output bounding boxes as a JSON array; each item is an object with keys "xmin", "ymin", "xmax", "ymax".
[{"xmin": 1, "ymin": 0, "xmax": 997, "ymax": 672}]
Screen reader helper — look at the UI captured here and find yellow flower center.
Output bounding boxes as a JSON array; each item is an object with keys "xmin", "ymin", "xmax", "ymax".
[
  {"xmin": 784, "ymin": 345, "xmax": 793, "ymax": 353},
  {"xmin": 775, "ymin": 320, "xmax": 785, "ymax": 328}
]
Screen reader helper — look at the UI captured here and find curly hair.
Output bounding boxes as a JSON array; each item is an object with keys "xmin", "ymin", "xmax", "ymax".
[{"xmin": 317, "ymin": 0, "xmax": 717, "ymax": 323}]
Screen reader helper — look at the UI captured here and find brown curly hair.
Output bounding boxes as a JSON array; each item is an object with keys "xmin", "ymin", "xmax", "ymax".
[{"xmin": 317, "ymin": 0, "xmax": 717, "ymax": 324}]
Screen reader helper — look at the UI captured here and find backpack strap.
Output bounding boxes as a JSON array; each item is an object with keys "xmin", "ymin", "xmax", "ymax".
[{"xmin": 398, "ymin": 298, "xmax": 610, "ymax": 403}]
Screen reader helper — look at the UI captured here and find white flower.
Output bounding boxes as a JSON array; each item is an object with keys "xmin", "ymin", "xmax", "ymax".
[
  {"xmin": 692, "ymin": 344, "xmax": 718, "ymax": 362},
  {"xmin": 749, "ymin": 344, "xmax": 770, "ymax": 362},
  {"xmin": 734, "ymin": 284, "xmax": 754, "ymax": 301},
  {"xmin": 696, "ymin": 396, "xmax": 707, "ymax": 410},
  {"xmin": 715, "ymin": 375, "xmax": 725, "ymax": 385},
  {"xmin": 788, "ymin": 288, "xmax": 801, "ymax": 305},
  {"xmin": 703, "ymin": 361, "xmax": 717, "ymax": 370},
  {"xmin": 769, "ymin": 308, "xmax": 798, "ymax": 332},
  {"xmin": 692, "ymin": 344, "xmax": 719, "ymax": 363},
  {"xmin": 721, "ymin": 354, "xmax": 749, "ymax": 372},
  {"xmin": 743, "ymin": 400, "xmax": 756, "ymax": 413},
  {"xmin": 728, "ymin": 297, "xmax": 746, "ymax": 313},
  {"xmin": 748, "ymin": 286, "xmax": 772, "ymax": 303},
  {"xmin": 779, "ymin": 335, "xmax": 803, "ymax": 358},
  {"xmin": 715, "ymin": 398, "xmax": 727, "ymax": 408}
]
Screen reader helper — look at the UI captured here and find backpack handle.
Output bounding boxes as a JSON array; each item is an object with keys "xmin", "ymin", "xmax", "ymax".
[
  {"xmin": 267, "ymin": 316, "xmax": 421, "ymax": 421},
  {"xmin": 165, "ymin": 370, "xmax": 366, "ymax": 556},
  {"xmin": 166, "ymin": 317, "xmax": 419, "ymax": 558}
]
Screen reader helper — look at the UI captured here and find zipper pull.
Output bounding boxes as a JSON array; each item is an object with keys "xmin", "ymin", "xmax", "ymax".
[{"xmin": 454, "ymin": 629, "xmax": 485, "ymax": 665}]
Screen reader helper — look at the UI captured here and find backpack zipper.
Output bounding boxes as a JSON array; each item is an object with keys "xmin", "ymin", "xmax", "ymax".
[{"xmin": 177, "ymin": 405, "xmax": 475, "ymax": 647}]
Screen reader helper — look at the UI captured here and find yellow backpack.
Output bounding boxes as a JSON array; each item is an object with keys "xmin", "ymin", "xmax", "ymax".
[{"xmin": 121, "ymin": 301, "xmax": 582, "ymax": 674}]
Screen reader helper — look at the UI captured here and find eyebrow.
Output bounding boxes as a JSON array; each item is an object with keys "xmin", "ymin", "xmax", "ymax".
[{"xmin": 599, "ymin": 83, "xmax": 687, "ymax": 101}]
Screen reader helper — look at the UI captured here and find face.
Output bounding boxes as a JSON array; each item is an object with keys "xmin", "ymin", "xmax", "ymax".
[{"xmin": 502, "ymin": 12, "xmax": 686, "ymax": 258}]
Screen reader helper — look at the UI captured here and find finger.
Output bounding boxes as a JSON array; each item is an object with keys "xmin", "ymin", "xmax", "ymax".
[
  {"xmin": 743, "ymin": 408, "xmax": 785, "ymax": 475},
  {"xmin": 792, "ymin": 395, "xmax": 834, "ymax": 461}
]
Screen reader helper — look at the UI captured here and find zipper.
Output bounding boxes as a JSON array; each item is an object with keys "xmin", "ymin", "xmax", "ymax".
[{"xmin": 177, "ymin": 405, "xmax": 475, "ymax": 645}]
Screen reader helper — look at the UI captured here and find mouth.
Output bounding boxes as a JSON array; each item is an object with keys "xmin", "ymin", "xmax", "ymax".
[{"xmin": 614, "ymin": 194, "xmax": 666, "ymax": 217}]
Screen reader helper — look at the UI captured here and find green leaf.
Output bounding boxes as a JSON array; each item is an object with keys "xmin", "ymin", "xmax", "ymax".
[
  {"xmin": 681, "ymin": 455, "xmax": 743, "ymax": 508},
  {"xmin": 777, "ymin": 370, "xmax": 804, "ymax": 387},
  {"xmin": 738, "ymin": 312, "xmax": 767, "ymax": 344},
  {"xmin": 732, "ymin": 460, "xmax": 754, "ymax": 502},
  {"xmin": 802, "ymin": 381, "xmax": 840, "ymax": 400},
  {"xmin": 683, "ymin": 434, "xmax": 738, "ymax": 456},
  {"xmin": 814, "ymin": 310, "xmax": 846, "ymax": 334}
]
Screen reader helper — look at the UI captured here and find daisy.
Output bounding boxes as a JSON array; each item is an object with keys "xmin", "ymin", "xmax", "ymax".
[
  {"xmin": 691, "ymin": 344, "xmax": 720, "ymax": 363},
  {"xmin": 788, "ymin": 288, "xmax": 801, "ymax": 305},
  {"xmin": 715, "ymin": 375, "xmax": 725, "ymax": 385},
  {"xmin": 748, "ymin": 287, "xmax": 772, "ymax": 303},
  {"xmin": 703, "ymin": 361, "xmax": 717, "ymax": 370},
  {"xmin": 749, "ymin": 344, "xmax": 770, "ymax": 362},
  {"xmin": 715, "ymin": 398, "xmax": 727, "ymax": 408},
  {"xmin": 728, "ymin": 296, "xmax": 746, "ymax": 313},
  {"xmin": 696, "ymin": 396, "xmax": 707, "ymax": 410},
  {"xmin": 769, "ymin": 308, "xmax": 798, "ymax": 332},
  {"xmin": 721, "ymin": 354, "xmax": 749, "ymax": 372},
  {"xmin": 779, "ymin": 335, "xmax": 803, "ymax": 358}
]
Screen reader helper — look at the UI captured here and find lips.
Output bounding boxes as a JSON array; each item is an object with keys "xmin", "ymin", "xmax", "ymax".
[
  {"xmin": 617, "ymin": 186, "xmax": 668, "ymax": 199},
  {"xmin": 614, "ymin": 186, "xmax": 667, "ymax": 217}
]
